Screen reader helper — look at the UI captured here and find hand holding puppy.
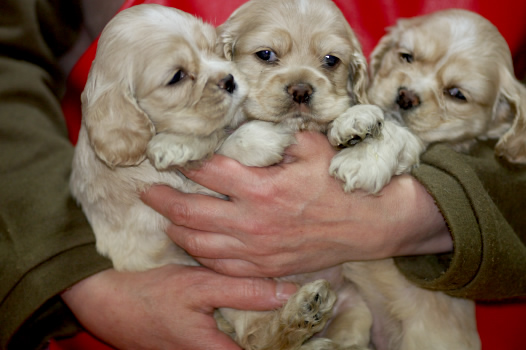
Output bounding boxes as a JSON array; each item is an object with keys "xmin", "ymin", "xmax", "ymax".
[
  {"xmin": 62, "ymin": 265, "xmax": 297, "ymax": 350},
  {"xmin": 142, "ymin": 132, "xmax": 452, "ymax": 278}
]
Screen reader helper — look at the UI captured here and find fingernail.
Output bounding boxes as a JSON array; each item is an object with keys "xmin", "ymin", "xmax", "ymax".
[{"xmin": 276, "ymin": 282, "xmax": 297, "ymax": 301}]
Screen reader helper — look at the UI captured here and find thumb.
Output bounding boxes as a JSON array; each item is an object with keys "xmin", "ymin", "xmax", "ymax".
[{"xmin": 211, "ymin": 276, "xmax": 298, "ymax": 311}]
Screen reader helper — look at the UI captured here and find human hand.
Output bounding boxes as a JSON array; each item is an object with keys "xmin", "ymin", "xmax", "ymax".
[
  {"xmin": 61, "ymin": 265, "xmax": 297, "ymax": 350},
  {"xmin": 141, "ymin": 132, "xmax": 452, "ymax": 278}
]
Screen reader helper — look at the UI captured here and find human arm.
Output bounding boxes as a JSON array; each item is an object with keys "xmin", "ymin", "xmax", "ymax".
[
  {"xmin": 61, "ymin": 265, "xmax": 296, "ymax": 350},
  {"xmin": 402, "ymin": 141, "xmax": 526, "ymax": 299}
]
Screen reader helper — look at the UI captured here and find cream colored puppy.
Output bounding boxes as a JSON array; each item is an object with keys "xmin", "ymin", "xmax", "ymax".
[
  {"xmin": 213, "ymin": 1, "xmax": 386, "ymax": 349},
  {"xmin": 334, "ymin": 9, "xmax": 526, "ymax": 350},
  {"xmin": 71, "ymin": 4, "xmax": 342, "ymax": 350},
  {"xmin": 71, "ymin": 4, "xmax": 247, "ymax": 272}
]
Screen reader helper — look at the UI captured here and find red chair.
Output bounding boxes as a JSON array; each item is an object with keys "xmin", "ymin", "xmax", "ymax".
[{"xmin": 57, "ymin": 1, "xmax": 526, "ymax": 349}]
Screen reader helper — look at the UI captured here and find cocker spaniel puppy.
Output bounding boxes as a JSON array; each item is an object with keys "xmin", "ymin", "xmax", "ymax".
[
  {"xmin": 367, "ymin": 8, "xmax": 526, "ymax": 168},
  {"xmin": 70, "ymin": 4, "xmax": 247, "ymax": 272},
  {"xmin": 214, "ymin": 0, "xmax": 381, "ymax": 349},
  {"xmin": 335, "ymin": 8, "xmax": 526, "ymax": 350}
]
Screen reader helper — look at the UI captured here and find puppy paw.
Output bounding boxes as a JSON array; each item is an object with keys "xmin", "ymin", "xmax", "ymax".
[
  {"xmin": 282, "ymin": 280, "xmax": 336, "ymax": 335},
  {"xmin": 218, "ymin": 120, "xmax": 296, "ymax": 167},
  {"xmin": 328, "ymin": 105, "xmax": 384, "ymax": 148},
  {"xmin": 147, "ymin": 132, "xmax": 221, "ymax": 170},
  {"xmin": 329, "ymin": 120, "xmax": 425, "ymax": 194}
]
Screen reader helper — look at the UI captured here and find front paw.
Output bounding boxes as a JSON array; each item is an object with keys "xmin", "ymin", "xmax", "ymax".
[
  {"xmin": 328, "ymin": 105, "xmax": 384, "ymax": 148},
  {"xmin": 282, "ymin": 280, "xmax": 336, "ymax": 335},
  {"xmin": 218, "ymin": 120, "xmax": 296, "ymax": 167},
  {"xmin": 147, "ymin": 133, "xmax": 217, "ymax": 170},
  {"xmin": 329, "ymin": 146, "xmax": 393, "ymax": 194}
]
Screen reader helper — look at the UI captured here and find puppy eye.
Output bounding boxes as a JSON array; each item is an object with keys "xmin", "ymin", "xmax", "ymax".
[
  {"xmin": 445, "ymin": 87, "xmax": 467, "ymax": 101},
  {"xmin": 255, "ymin": 50, "xmax": 278, "ymax": 63},
  {"xmin": 167, "ymin": 70, "xmax": 186, "ymax": 85},
  {"xmin": 399, "ymin": 52, "xmax": 414, "ymax": 63},
  {"xmin": 323, "ymin": 55, "xmax": 340, "ymax": 68}
]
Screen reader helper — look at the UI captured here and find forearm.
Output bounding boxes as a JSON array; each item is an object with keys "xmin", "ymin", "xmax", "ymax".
[{"xmin": 398, "ymin": 142, "xmax": 526, "ymax": 300}]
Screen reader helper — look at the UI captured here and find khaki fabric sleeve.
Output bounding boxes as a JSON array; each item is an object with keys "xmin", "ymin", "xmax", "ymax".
[
  {"xmin": 396, "ymin": 141, "xmax": 526, "ymax": 300},
  {"xmin": 0, "ymin": 1, "xmax": 112, "ymax": 349}
]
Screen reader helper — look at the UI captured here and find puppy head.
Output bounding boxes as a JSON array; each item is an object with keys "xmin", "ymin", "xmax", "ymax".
[
  {"xmin": 216, "ymin": 0, "xmax": 368, "ymax": 132},
  {"xmin": 82, "ymin": 4, "xmax": 246, "ymax": 168},
  {"xmin": 368, "ymin": 9, "xmax": 526, "ymax": 164}
]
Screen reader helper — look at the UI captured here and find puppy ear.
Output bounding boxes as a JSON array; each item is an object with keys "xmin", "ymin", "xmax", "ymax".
[
  {"xmin": 346, "ymin": 28, "xmax": 369, "ymax": 105},
  {"xmin": 493, "ymin": 71, "xmax": 526, "ymax": 165},
  {"xmin": 216, "ymin": 23, "xmax": 235, "ymax": 60},
  {"xmin": 349, "ymin": 52, "xmax": 369, "ymax": 105},
  {"xmin": 369, "ymin": 27, "xmax": 397, "ymax": 79},
  {"xmin": 82, "ymin": 70, "xmax": 155, "ymax": 168}
]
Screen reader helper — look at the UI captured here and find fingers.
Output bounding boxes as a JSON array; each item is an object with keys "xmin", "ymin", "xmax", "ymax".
[
  {"xmin": 284, "ymin": 131, "xmax": 336, "ymax": 160},
  {"xmin": 181, "ymin": 154, "xmax": 261, "ymax": 196},
  {"xmin": 165, "ymin": 224, "xmax": 246, "ymax": 260},
  {"xmin": 141, "ymin": 184, "xmax": 237, "ymax": 233},
  {"xmin": 208, "ymin": 273, "xmax": 298, "ymax": 309}
]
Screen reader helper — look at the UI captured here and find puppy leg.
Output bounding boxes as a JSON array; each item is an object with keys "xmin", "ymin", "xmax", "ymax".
[
  {"xmin": 219, "ymin": 120, "xmax": 296, "ymax": 167},
  {"xmin": 328, "ymin": 105, "xmax": 384, "ymax": 148},
  {"xmin": 329, "ymin": 119, "xmax": 425, "ymax": 193},
  {"xmin": 220, "ymin": 280, "xmax": 336, "ymax": 350},
  {"xmin": 146, "ymin": 131, "xmax": 225, "ymax": 169},
  {"xmin": 322, "ymin": 284, "xmax": 373, "ymax": 350},
  {"xmin": 300, "ymin": 283, "xmax": 373, "ymax": 350}
]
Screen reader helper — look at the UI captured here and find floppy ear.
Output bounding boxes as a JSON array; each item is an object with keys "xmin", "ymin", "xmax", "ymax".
[
  {"xmin": 216, "ymin": 23, "xmax": 235, "ymax": 60},
  {"xmin": 348, "ymin": 52, "xmax": 369, "ymax": 105},
  {"xmin": 215, "ymin": 5, "xmax": 247, "ymax": 61},
  {"xmin": 345, "ymin": 27, "xmax": 369, "ymax": 105},
  {"xmin": 494, "ymin": 70, "xmax": 526, "ymax": 165},
  {"xmin": 82, "ymin": 69, "xmax": 155, "ymax": 168},
  {"xmin": 369, "ymin": 26, "xmax": 398, "ymax": 79}
]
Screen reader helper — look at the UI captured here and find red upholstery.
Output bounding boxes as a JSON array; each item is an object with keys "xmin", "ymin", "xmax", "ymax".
[{"xmin": 58, "ymin": 1, "xmax": 526, "ymax": 349}]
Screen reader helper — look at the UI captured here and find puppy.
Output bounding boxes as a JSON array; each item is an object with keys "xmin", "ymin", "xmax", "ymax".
[
  {"xmin": 334, "ymin": 8, "xmax": 526, "ymax": 350},
  {"xmin": 70, "ymin": 3, "xmax": 355, "ymax": 350},
  {"xmin": 214, "ymin": 1, "xmax": 381, "ymax": 349},
  {"xmin": 70, "ymin": 4, "xmax": 247, "ymax": 272},
  {"xmin": 368, "ymin": 8, "xmax": 526, "ymax": 164}
]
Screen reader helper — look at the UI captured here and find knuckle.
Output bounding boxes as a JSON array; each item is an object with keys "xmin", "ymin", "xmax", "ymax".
[{"xmin": 166, "ymin": 200, "xmax": 192, "ymax": 226}]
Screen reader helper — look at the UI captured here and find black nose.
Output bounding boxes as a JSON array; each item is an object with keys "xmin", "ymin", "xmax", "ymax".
[
  {"xmin": 288, "ymin": 83, "xmax": 313, "ymax": 104},
  {"xmin": 396, "ymin": 87, "xmax": 420, "ymax": 110},
  {"xmin": 218, "ymin": 74, "xmax": 236, "ymax": 94}
]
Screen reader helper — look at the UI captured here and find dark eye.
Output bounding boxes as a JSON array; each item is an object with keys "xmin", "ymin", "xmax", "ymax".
[
  {"xmin": 400, "ymin": 52, "xmax": 414, "ymax": 63},
  {"xmin": 255, "ymin": 50, "xmax": 278, "ymax": 63},
  {"xmin": 445, "ymin": 87, "xmax": 467, "ymax": 101},
  {"xmin": 323, "ymin": 55, "xmax": 340, "ymax": 68},
  {"xmin": 167, "ymin": 70, "xmax": 186, "ymax": 85}
]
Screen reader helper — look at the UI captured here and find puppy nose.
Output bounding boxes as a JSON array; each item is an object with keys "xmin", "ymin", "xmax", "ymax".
[
  {"xmin": 397, "ymin": 88, "xmax": 420, "ymax": 110},
  {"xmin": 288, "ymin": 83, "xmax": 313, "ymax": 104},
  {"xmin": 218, "ymin": 74, "xmax": 236, "ymax": 94}
]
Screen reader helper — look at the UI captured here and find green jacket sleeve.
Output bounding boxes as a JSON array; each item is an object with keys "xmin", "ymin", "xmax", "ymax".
[
  {"xmin": 396, "ymin": 140, "xmax": 526, "ymax": 300},
  {"xmin": 0, "ymin": 1, "xmax": 112, "ymax": 349}
]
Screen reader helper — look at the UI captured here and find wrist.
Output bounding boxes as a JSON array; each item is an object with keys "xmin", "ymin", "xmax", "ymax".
[{"xmin": 380, "ymin": 175, "xmax": 452, "ymax": 257}]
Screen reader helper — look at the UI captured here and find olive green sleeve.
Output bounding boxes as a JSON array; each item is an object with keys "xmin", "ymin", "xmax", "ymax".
[
  {"xmin": 396, "ymin": 141, "xmax": 526, "ymax": 300},
  {"xmin": 0, "ymin": 1, "xmax": 112, "ymax": 348}
]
